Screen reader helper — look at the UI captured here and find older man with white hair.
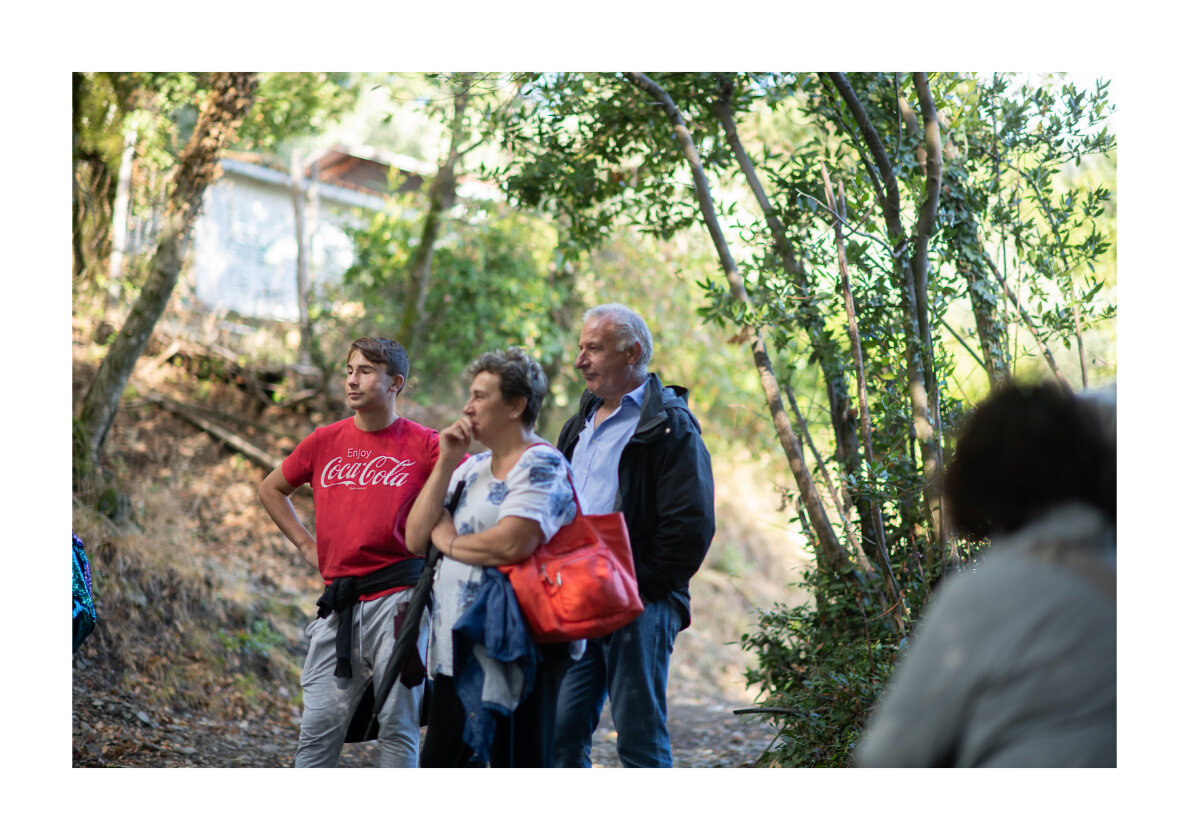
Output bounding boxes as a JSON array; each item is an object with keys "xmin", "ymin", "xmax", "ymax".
[{"xmin": 551, "ymin": 303, "xmax": 716, "ymax": 768}]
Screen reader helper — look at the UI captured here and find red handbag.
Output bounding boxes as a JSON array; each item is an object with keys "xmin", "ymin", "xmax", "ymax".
[{"xmin": 501, "ymin": 476, "xmax": 644, "ymax": 643}]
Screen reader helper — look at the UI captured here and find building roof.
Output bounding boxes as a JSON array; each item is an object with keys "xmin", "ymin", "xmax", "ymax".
[
  {"xmin": 217, "ymin": 155, "xmax": 387, "ymax": 212},
  {"xmin": 219, "ymin": 143, "xmax": 501, "ymax": 204},
  {"xmin": 305, "ymin": 143, "xmax": 435, "ymax": 195}
]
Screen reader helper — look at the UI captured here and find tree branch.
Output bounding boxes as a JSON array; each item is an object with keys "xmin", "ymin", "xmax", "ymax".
[
  {"xmin": 911, "ymin": 72, "xmax": 943, "ymax": 351},
  {"xmin": 797, "ymin": 190, "xmax": 889, "ymax": 254},
  {"xmin": 623, "ymin": 70, "xmax": 849, "ymax": 574},
  {"xmin": 939, "ymin": 318, "xmax": 989, "ymax": 373},
  {"xmin": 822, "ymin": 165, "xmax": 902, "ymax": 630},
  {"xmin": 713, "ymin": 78, "xmax": 803, "ymax": 281},
  {"xmin": 980, "ymin": 249, "xmax": 1073, "ymax": 391},
  {"xmin": 826, "ymin": 73, "xmax": 906, "ymax": 246},
  {"xmin": 1017, "ymin": 162, "xmax": 1091, "ymax": 388},
  {"xmin": 818, "ymin": 75, "xmax": 886, "ymax": 209}
]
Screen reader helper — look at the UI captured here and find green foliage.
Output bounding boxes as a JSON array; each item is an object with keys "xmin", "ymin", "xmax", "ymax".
[
  {"xmin": 72, "ymin": 72, "xmax": 362, "ymax": 305},
  {"xmin": 954, "ymin": 74, "xmax": 1117, "ymax": 370},
  {"xmin": 741, "ymin": 569, "xmax": 902, "ymax": 767},
  {"xmin": 239, "ymin": 73, "xmax": 358, "ymax": 152},
  {"xmin": 331, "ymin": 193, "xmax": 573, "ymax": 403},
  {"xmin": 490, "ymin": 70, "xmax": 1116, "ymax": 766},
  {"xmin": 218, "ymin": 619, "xmax": 284, "ymax": 658},
  {"xmin": 490, "ymin": 73, "xmax": 737, "ymax": 256},
  {"xmin": 78, "ymin": 71, "xmax": 357, "ymax": 164}
]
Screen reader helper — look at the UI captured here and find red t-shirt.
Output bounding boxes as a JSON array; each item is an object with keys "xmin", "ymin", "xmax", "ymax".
[{"xmin": 282, "ymin": 416, "xmax": 440, "ymax": 599}]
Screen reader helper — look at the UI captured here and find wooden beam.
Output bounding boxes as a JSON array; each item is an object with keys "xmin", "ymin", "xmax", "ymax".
[{"xmin": 147, "ymin": 393, "xmax": 280, "ymax": 471}]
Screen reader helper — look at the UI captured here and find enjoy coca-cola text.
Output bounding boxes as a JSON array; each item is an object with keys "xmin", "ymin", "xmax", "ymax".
[{"xmin": 320, "ymin": 456, "xmax": 417, "ymax": 488}]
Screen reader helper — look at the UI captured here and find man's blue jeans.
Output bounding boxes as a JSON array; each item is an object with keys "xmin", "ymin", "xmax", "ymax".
[{"xmin": 551, "ymin": 597, "xmax": 682, "ymax": 767}]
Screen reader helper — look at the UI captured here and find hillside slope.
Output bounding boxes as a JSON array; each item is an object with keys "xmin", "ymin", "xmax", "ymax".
[{"xmin": 71, "ymin": 335, "xmax": 807, "ymax": 767}]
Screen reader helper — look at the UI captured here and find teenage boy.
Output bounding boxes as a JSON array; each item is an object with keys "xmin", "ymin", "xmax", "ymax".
[{"xmin": 258, "ymin": 337, "xmax": 441, "ymax": 767}]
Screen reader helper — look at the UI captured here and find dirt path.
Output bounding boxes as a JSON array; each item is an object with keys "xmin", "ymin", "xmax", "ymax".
[
  {"xmin": 72, "ymin": 651, "xmax": 776, "ymax": 769},
  {"xmin": 589, "ymin": 678, "xmax": 776, "ymax": 768}
]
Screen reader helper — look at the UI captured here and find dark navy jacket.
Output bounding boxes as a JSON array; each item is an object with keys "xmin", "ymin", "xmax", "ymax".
[{"xmin": 557, "ymin": 373, "xmax": 715, "ymax": 629}]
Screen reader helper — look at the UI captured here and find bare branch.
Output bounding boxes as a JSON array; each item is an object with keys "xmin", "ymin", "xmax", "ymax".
[
  {"xmin": 822, "ymin": 164, "xmax": 903, "ymax": 630},
  {"xmin": 797, "ymin": 189, "xmax": 890, "ymax": 254},
  {"xmin": 981, "ymin": 250, "xmax": 1074, "ymax": 391},
  {"xmin": 939, "ymin": 318, "xmax": 989, "ymax": 373}
]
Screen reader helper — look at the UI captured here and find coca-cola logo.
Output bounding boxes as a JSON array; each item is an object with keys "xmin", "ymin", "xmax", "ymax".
[{"xmin": 320, "ymin": 451, "xmax": 417, "ymax": 488}]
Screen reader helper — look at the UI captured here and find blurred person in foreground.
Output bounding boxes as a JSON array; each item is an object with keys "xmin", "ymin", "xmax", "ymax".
[
  {"xmin": 856, "ymin": 380, "xmax": 1116, "ymax": 767},
  {"xmin": 551, "ymin": 304, "xmax": 715, "ymax": 768},
  {"xmin": 406, "ymin": 348, "xmax": 579, "ymax": 767},
  {"xmin": 258, "ymin": 337, "xmax": 440, "ymax": 767}
]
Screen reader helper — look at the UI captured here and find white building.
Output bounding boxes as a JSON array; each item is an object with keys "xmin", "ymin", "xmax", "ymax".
[{"xmin": 189, "ymin": 145, "xmax": 437, "ymax": 321}]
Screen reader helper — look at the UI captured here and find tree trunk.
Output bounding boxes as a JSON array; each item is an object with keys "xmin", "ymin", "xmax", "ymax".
[
  {"xmin": 624, "ymin": 71, "xmax": 850, "ymax": 575},
  {"xmin": 399, "ymin": 75, "xmax": 473, "ymax": 347},
  {"xmin": 823, "ymin": 166, "xmax": 903, "ymax": 629},
  {"xmin": 291, "ymin": 149, "xmax": 314, "ymax": 369},
  {"xmin": 72, "ymin": 72, "xmax": 89, "ymax": 284},
  {"xmin": 713, "ymin": 80, "xmax": 882, "ymax": 583},
  {"xmin": 910, "ymin": 72, "xmax": 949, "ymax": 570},
  {"xmin": 108, "ymin": 128, "xmax": 137, "ymax": 290},
  {"xmin": 827, "ymin": 72, "xmax": 945, "ymax": 562},
  {"xmin": 911, "ymin": 73, "xmax": 943, "ymax": 363},
  {"xmin": 77, "ymin": 72, "xmax": 258, "ymax": 465}
]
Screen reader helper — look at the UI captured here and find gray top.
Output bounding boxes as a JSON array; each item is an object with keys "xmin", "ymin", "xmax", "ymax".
[{"xmin": 856, "ymin": 503, "xmax": 1116, "ymax": 767}]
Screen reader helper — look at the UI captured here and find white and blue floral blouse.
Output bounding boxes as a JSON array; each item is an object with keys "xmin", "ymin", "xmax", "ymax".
[{"xmin": 428, "ymin": 444, "xmax": 579, "ymax": 677}]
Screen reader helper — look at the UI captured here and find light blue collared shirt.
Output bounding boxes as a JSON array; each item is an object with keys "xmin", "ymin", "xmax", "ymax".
[{"xmin": 569, "ymin": 380, "xmax": 648, "ymax": 515}]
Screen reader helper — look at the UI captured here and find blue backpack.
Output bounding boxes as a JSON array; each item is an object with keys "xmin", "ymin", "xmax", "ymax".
[{"xmin": 73, "ymin": 534, "xmax": 97, "ymax": 652}]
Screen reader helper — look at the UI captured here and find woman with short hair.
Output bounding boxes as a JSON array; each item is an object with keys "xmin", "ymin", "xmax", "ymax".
[{"xmin": 406, "ymin": 348, "xmax": 581, "ymax": 767}]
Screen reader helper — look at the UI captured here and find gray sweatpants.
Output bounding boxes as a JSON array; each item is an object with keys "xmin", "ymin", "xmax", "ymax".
[{"xmin": 295, "ymin": 589, "xmax": 428, "ymax": 767}]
